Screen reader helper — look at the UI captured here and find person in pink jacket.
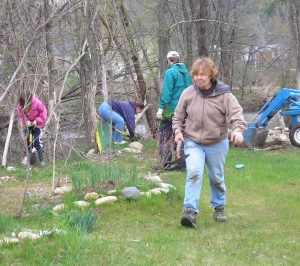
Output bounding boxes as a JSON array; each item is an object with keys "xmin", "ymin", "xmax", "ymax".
[{"xmin": 17, "ymin": 91, "xmax": 47, "ymax": 166}]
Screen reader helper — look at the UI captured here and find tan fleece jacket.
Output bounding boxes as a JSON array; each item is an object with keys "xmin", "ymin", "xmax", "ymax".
[{"xmin": 172, "ymin": 84, "xmax": 247, "ymax": 145}]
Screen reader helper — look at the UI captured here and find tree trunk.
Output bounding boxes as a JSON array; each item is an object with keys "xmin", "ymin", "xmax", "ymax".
[
  {"xmin": 157, "ymin": 0, "xmax": 170, "ymax": 75},
  {"xmin": 182, "ymin": 1, "xmax": 193, "ymax": 68},
  {"xmin": 288, "ymin": 0, "xmax": 300, "ymax": 89},
  {"xmin": 82, "ymin": 0, "xmax": 100, "ymax": 146},
  {"xmin": 293, "ymin": 0, "xmax": 300, "ymax": 88},
  {"xmin": 118, "ymin": 1, "xmax": 147, "ymax": 101},
  {"xmin": 217, "ymin": 0, "xmax": 238, "ymax": 86},
  {"xmin": 44, "ymin": 0, "xmax": 58, "ymax": 161},
  {"xmin": 188, "ymin": 0, "xmax": 209, "ymax": 58},
  {"xmin": 198, "ymin": 0, "xmax": 209, "ymax": 57},
  {"xmin": 98, "ymin": 24, "xmax": 108, "ymax": 101}
]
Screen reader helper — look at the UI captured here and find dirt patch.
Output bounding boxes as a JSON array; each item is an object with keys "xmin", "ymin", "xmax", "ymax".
[
  {"xmin": 74, "ymin": 180, "xmax": 117, "ymax": 195},
  {"xmin": 0, "ymin": 180, "xmax": 62, "ymax": 216}
]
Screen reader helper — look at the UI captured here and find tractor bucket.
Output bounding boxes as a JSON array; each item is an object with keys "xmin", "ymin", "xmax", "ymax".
[{"xmin": 243, "ymin": 124, "xmax": 269, "ymax": 148}]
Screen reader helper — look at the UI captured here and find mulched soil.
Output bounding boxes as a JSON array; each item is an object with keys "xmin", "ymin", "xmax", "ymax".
[{"xmin": 74, "ymin": 180, "xmax": 117, "ymax": 195}]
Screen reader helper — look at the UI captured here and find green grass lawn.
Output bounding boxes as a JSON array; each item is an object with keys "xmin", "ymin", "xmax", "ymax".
[{"xmin": 0, "ymin": 142, "xmax": 300, "ymax": 265}]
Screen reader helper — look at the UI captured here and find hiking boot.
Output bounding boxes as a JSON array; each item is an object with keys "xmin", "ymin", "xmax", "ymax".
[
  {"xmin": 181, "ymin": 208, "xmax": 197, "ymax": 228},
  {"xmin": 29, "ymin": 152, "xmax": 37, "ymax": 166},
  {"xmin": 213, "ymin": 206, "xmax": 227, "ymax": 222}
]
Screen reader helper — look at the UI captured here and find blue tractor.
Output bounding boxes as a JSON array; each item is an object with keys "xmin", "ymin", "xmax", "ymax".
[{"xmin": 243, "ymin": 88, "xmax": 300, "ymax": 148}]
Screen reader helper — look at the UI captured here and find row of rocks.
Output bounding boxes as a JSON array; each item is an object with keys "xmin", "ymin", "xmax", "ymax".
[
  {"xmin": 0, "ymin": 175, "xmax": 15, "ymax": 183},
  {"xmin": 53, "ymin": 194, "xmax": 118, "ymax": 213},
  {"xmin": 122, "ymin": 182, "xmax": 176, "ymax": 199},
  {"xmin": 53, "ymin": 173, "xmax": 176, "ymax": 213},
  {"xmin": 0, "ymin": 228, "xmax": 65, "ymax": 246},
  {"xmin": 86, "ymin": 141, "xmax": 144, "ymax": 158},
  {"xmin": 53, "ymin": 173, "xmax": 163, "ymax": 197}
]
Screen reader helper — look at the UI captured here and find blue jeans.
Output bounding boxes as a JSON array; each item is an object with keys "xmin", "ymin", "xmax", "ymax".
[
  {"xmin": 98, "ymin": 101, "xmax": 125, "ymax": 142},
  {"xmin": 183, "ymin": 138, "xmax": 229, "ymax": 213},
  {"xmin": 27, "ymin": 127, "xmax": 42, "ymax": 151}
]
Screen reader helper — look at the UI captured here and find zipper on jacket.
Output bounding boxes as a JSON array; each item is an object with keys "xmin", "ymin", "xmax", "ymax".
[{"xmin": 199, "ymin": 98, "xmax": 205, "ymax": 143}]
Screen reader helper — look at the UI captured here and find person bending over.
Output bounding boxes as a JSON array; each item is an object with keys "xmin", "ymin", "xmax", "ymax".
[
  {"xmin": 18, "ymin": 91, "xmax": 47, "ymax": 166},
  {"xmin": 98, "ymin": 99, "xmax": 144, "ymax": 144}
]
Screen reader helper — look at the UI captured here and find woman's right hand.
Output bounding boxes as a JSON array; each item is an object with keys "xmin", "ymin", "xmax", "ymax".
[
  {"xmin": 175, "ymin": 132, "xmax": 184, "ymax": 143},
  {"xmin": 25, "ymin": 121, "xmax": 32, "ymax": 128}
]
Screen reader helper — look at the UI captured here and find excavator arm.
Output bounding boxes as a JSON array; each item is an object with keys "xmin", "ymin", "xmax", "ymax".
[
  {"xmin": 254, "ymin": 88, "xmax": 300, "ymax": 127},
  {"xmin": 244, "ymin": 88, "xmax": 300, "ymax": 147}
]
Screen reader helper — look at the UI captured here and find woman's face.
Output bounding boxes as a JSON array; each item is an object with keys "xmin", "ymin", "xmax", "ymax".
[
  {"xmin": 22, "ymin": 101, "xmax": 32, "ymax": 114},
  {"xmin": 193, "ymin": 70, "xmax": 211, "ymax": 90},
  {"xmin": 136, "ymin": 107, "xmax": 143, "ymax": 114}
]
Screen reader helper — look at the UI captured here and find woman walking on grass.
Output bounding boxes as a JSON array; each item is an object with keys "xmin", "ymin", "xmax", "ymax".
[{"xmin": 173, "ymin": 57, "xmax": 247, "ymax": 228}]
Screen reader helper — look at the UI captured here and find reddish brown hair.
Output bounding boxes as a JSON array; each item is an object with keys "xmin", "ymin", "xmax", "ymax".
[
  {"xmin": 191, "ymin": 57, "xmax": 219, "ymax": 80},
  {"xmin": 19, "ymin": 91, "xmax": 33, "ymax": 112},
  {"xmin": 135, "ymin": 100, "xmax": 145, "ymax": 109}
]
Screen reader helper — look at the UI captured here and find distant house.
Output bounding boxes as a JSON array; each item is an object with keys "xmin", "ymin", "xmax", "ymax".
[{"xmin": 245, "ymin": 44, "xmax": 285, "ymax": 69}]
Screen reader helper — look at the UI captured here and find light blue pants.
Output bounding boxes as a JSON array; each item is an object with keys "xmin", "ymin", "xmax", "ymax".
[
  {"xmin": 183, "ymin": 138, "xmax": 229, "ymax": 213},
  {"xmin": 98, "ymin": 101, "xmax": 125, "ymax": 142}
]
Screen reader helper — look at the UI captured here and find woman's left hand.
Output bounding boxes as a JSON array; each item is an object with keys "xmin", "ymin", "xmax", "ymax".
[
  {"xmin": 175, "ymin": 132, "xmax": 184, "ymax": 143},
  {"xmin": 231, "ymin": 131, "xmax": 244, "ymax": 146}
]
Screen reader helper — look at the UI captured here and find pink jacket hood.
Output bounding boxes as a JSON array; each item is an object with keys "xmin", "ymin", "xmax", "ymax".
[{"xmin": 17, "ymin": 96, "xmax": 47, "ymax": 128}]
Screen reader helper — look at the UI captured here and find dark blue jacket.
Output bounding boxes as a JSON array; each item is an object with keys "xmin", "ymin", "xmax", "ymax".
[{"xmin": 109, "ymin": 100, "xmax": 136, "ymax": 137}]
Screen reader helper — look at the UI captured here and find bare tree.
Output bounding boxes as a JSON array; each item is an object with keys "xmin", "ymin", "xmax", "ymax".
[
  {"xmin": 181, "ymin": 1, "xmax": 193, "ymax": 68},
  {"xmin": 44, "ymin": 0, "xmax": 59, "ymax": 159},
  {"xmin": 118, "ymin": 0, "xmax": 147, "ymax": 100},
  {"xmin": 216, "ymin": 0, "xmax": 239, "ymax": 86},
  {"xmin": 289, "ymin": 0, "xmax": 300, "ymax": 88},
  {"xmin": 82, "ymin": 0, "xmax": 100, "ymax": 146},
  {"xmin": 157, "ymin": 0, "xmax": 171, "ymax": 74},
  {"xmin": 188, "ymin": 0, "xmax": 209, "ymax": 57}
]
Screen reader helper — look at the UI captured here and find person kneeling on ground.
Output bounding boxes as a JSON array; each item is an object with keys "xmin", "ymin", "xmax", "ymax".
[
  {"xmin": 17, "ymin": 91, "xmax": 48, "ymax": 167},
  {"xmin": 173, "ymin": 57, "xmax": 247, "ymax": 228},
  {"xmin": 98, "ymin": 99, "xmax": 144, "ymax": 144}
]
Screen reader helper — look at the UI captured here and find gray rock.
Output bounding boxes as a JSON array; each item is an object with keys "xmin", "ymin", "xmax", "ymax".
[
  {"xmin": 74, "ymin": 200, "xmax": 90, "ymax": 208},
  {"xmin": 0, "ymin": 237, "xmax": 20, "ymax": 245},
  {"xmin": 95, "ymin": 196, "xmax": 117, "ymax": 206},
  {"xmin": 18, "ymin": 231, "xmax": 41, "ymax": 240},
  {"xmin": 84, "ymin": 192, "xmax": 99, "ymax": 201},
  {"xmin": 148, "ymin": 188, "xmax": 161, "ymax": 195},
  {"xmin": 53, "ymin": 185, "xmax": 72, "ymax": 195},
  {"xmin": 53, "ymin": 204, "xmax": 65, "ymax": 213},
  {"xmin": 144, "ymin": 174, "xmax": 162, "ymax": 183},
  {"xmin": 129, "ymin": 142, "xmax": 143, "ymax": 151},
  {"xmin": 107, "ymin": 190, "xmax": 116, "ymax": 195},
  {"xmin": 86, "ymin": 149, "xmax": 96, "ymax": 157},
  {"xmin": 157, "ymin": 183, "xmax": 176, "ymax": 190},
  {"xmin": 123, "ymin": 147, "xmax": 141, "ymax": 154},
  {"xmin": 121, "ymin": 186, "xmax": 140, "ymax": 199}
]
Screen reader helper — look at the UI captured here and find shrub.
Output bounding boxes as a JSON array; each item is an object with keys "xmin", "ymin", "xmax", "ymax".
[
  {"xmin": 62, "ymin": 210, "xmax": 98, "ymax": 233},
  {"xmin": 71, "ymin": 161, "xmax": 137, "ymax": 190},
  {"xmin": 0, "ymin": 213, "xmax": 11, "ymax": 234}
]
